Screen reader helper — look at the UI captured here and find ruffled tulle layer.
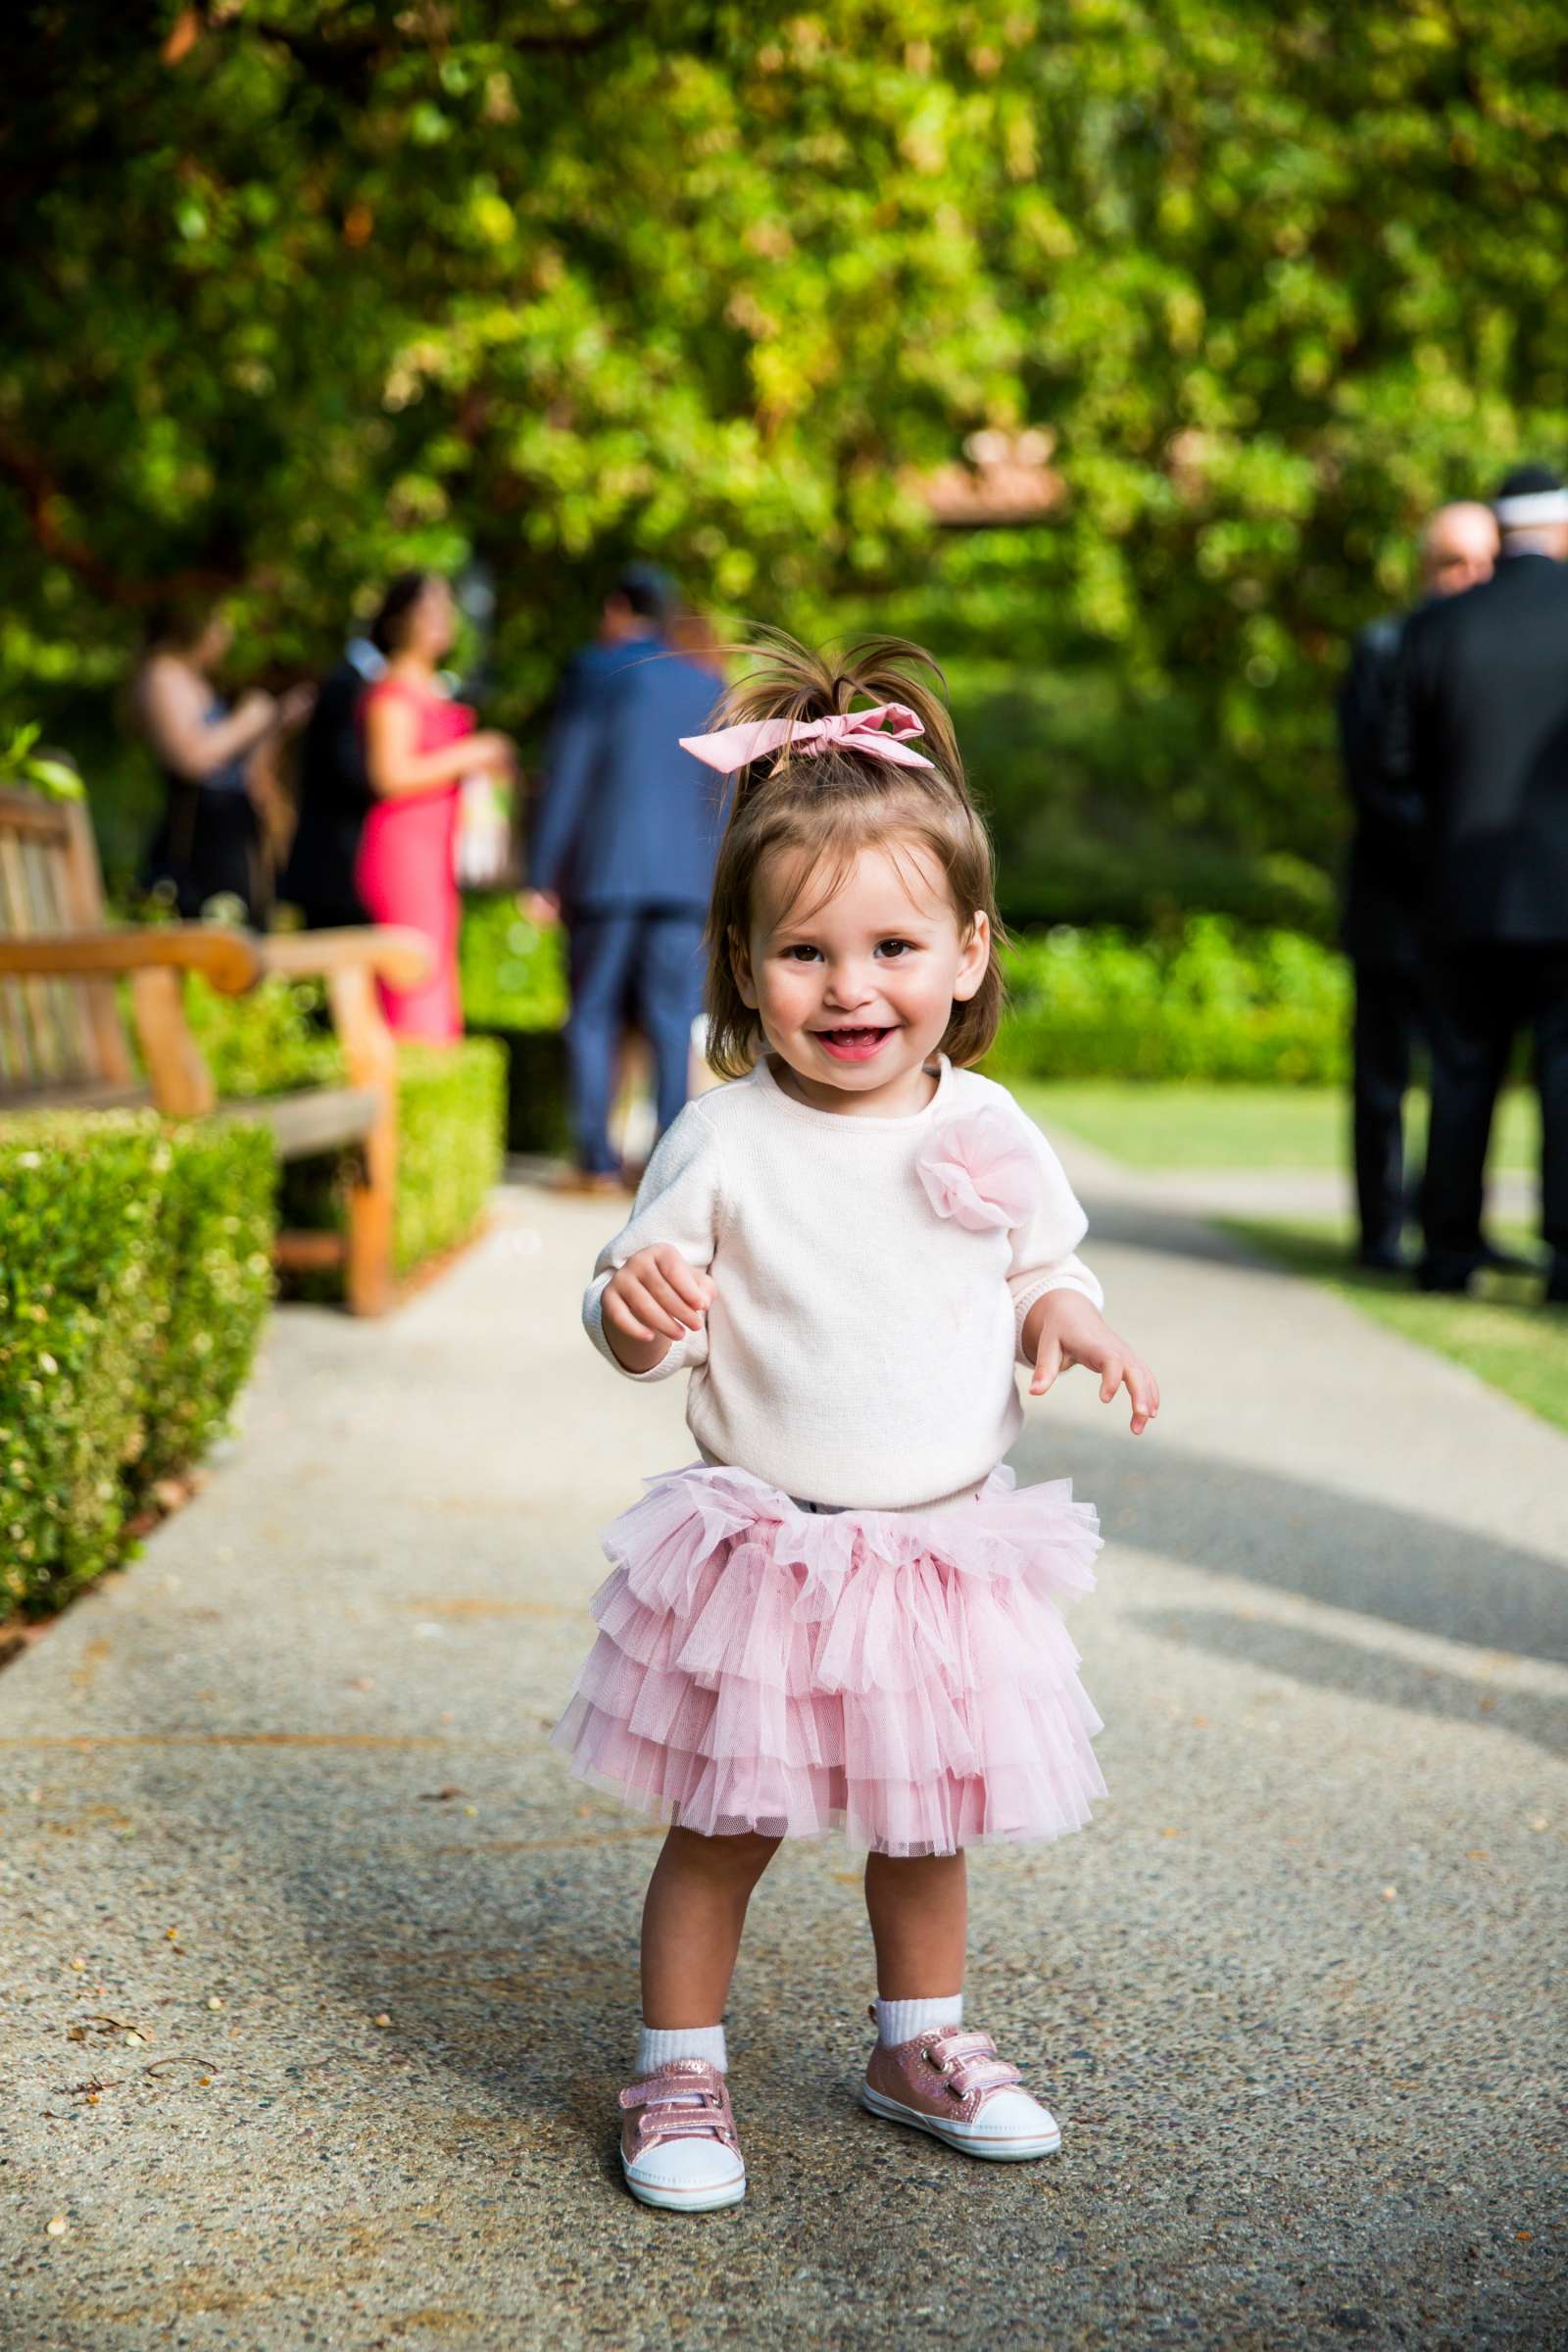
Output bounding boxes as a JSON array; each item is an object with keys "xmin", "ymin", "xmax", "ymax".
[{"xmin": 551, "ymin": 1462, "xmax": 1106, "ymax": 1858}]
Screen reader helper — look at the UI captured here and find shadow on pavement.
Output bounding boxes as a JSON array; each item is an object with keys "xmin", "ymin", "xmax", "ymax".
[
  {"xmin": 1073, "ymin": 1194, "xmax": 1271, "ymax": 1271},
  {"xmin": 1132, "ymin": 1605, "xmax": 1567, "ymax": 1760},
  {"xmin": 1013, "ymin": 1422, "xmax": 1568, "ymax": 1668}
]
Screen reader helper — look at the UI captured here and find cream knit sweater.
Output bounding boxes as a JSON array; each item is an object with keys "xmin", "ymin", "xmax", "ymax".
[{"xmin": 583, "ymin": 1054, "xmax": 1102, "ymax": 1510}]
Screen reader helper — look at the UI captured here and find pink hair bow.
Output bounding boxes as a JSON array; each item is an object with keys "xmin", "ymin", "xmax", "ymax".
[{"xmin": 679, "ymin": 702, "xmax": 935, "ymax": 773}]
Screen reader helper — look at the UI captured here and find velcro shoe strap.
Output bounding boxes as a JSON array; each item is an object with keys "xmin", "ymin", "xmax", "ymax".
[
  {"xmin": 926, "ymin": 2029, "xmax": 1000, "ymax": 2068},
  {"xmin": 950, "ymin": 2054, "xmax": 1023, "ymax": 2098},
  {"xmin": 634, "ymin": 2104, "xmax": 733, "ymax": 2151}
]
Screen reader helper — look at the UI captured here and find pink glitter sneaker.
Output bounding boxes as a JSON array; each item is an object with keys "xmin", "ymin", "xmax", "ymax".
[
  {"xmin": 618, "ymin": 2058, "xmax": 747, "ymax": 2212},
  {"xmin": 861, "ymin": 2015, "xmax": 1061, "ymax": 2160}
]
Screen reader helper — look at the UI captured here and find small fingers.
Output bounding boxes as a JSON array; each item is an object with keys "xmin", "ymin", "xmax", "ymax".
[
  {"xmin": 1030, "ymin": 1337, "xmax": 1064, "ymax": 1397},
  {"xmin": 1098, "ymin": 1353, "xmax": 1125, "ymax": 1406},
  {"xmin": 653, "ymin": 1250, "xmax": 714, "ymax": 1314},
  {"xmin": 1125, "ymin": 1358, "xmax": 1160, "ymax": 1436},
  {"xmin": 641, "ymin": 1266, "xmax": 707, "ymax": 1332},
  {"xmin": 608, "ymin": 1278, "xmax": 687, "ymax": 1345},
  {"xmin": 602, "ymin": 1288, "xmax": 656, "ymax": 1345}
]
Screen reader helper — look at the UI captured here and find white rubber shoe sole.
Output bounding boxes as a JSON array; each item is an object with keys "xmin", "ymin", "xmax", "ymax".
[
  {"xmin": 861, "ymin": 2082, "xmax": 1061, "ymax": 2160},
  {"xmin": 620, "ymin": 2153, "xmax": 747, "ymax": 2212}
]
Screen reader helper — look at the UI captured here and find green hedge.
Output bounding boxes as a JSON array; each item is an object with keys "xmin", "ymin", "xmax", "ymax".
[
  {"xmin": 460, "ymin": 896, "xmax": 568, "ymax": 1032},
  {"xmin": 0, "ymin": 1112, "xmax": 274, "ymax": 1619},
  {"xmin": 185, "ymin": 978, "xmax": 506, "ymax": 1281},
  {"xmin": 393, "ymin": 1038, "xmax": 506, "ymax": 1275},
  {"xmin": 993, "ymin": 918, "xmax": 1349, "ymax": 1086}
]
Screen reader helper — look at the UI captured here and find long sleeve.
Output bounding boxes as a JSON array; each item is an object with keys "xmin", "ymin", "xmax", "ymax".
[
  {"xmin": 1004, "ymin": 1113, "xmax": 1103, "ymax": 1358},
  {"xmin": 1343, "ymin": 615, "xmax": 1426, "ymax": 835},
  {"xmin": 1377, "ymin": 607, "xmax": 1441, "ymax": 820},
  {"xmin": 529, "ymin": 688, "xmax": 604, "ymax": 900},
  {"xmin": 583, "ymin": 1101, "xmax": 727, "ymax": 1382}
]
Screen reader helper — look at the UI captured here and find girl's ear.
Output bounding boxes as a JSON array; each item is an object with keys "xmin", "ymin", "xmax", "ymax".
[
  {"xmin": 731, "ymin": 924, "xmax": 760, "ymax": 1009},
  {"xmin": 951, "ymin": 910, "xmax": 991, "ymax": 1004}
]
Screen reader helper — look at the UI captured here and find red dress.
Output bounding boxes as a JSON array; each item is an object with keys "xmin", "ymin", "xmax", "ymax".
[{"xmin": 354, "ymin": 675, "xmax": 472, "ymax": 1042}]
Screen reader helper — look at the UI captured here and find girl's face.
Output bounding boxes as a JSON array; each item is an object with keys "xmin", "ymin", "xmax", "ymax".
[{"xmin": 736, "ymin": 837, "xmax": 989, "ymax": 1116}]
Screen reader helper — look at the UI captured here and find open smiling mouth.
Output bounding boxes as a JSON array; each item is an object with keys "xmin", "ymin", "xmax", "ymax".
[{"xmin": 812, "ymin": 1026, "xmax": 895, "ymax": 1060}]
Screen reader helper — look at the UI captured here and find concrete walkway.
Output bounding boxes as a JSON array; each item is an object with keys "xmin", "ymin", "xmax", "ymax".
[{"xmin": 3, "ymin": 1137, "xmax": 1565, "ymax": 2352}]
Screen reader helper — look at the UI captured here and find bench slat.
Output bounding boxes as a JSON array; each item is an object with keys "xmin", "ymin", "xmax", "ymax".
[
  {"xmin": 217, "ymin": 1086, "xmax": 380, "ymax": 1158},
  {"xmin": 0, "ymin": 1077, "xmax": 151, "ymax": 1115},
  {"xmin": 24, "ymin": 833, "xmax": 94, "ymax": 1082},
  {"xmin": 0, "ymin": 831, "xmax": 55, "ymax": 1085}
]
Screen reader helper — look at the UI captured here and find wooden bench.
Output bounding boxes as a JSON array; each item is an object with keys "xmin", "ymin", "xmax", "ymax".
[{"xmin": 0, "ymin": 779, "xmax": 428, "ymax": 1315}]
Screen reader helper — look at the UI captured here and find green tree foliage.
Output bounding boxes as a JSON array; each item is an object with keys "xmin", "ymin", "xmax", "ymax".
[{"xmin": 5, "ymin": 2, "xmax": 1566, "ymax": 881}]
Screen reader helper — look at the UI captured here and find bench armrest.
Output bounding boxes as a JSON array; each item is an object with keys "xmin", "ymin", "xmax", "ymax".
[
  {"xmin": 0, "ymin": 925, "xmax": 262, "ymax": 995},
  {"xmin": 255, "ymin": 926, "xmax": 429, "ymax": 992}
]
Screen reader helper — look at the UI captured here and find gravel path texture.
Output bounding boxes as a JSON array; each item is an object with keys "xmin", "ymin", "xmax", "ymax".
[{"xmin": 3, "ymin": 1140, "xmax": 1565, "ymax": 2352}]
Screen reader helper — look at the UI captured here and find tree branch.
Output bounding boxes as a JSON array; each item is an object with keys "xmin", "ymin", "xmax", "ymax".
[{"xmin": 0, "ymin": 431, "xmax": 236, "ymax": 609}]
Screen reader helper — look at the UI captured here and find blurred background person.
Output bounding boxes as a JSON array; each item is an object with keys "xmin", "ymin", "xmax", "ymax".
[
  {"xmin": 525, "ymin": 568, "xmax": 722, "ymax": 1190},
  {"xmin": 280, "ymin": 622, "xmax": 385, "ymax": 928},
  {"xmin": 541, "ymin": 563, "xmax": 681, "ymax": 737},
  {"xmin": 358, "ymin": 569, "xmax": 516, "ymax": 1042},
  {"xmin": 667, "ymin": 601, "xmax": 729, "ymax": 680},
  {"xmin": 1385, "ymin": 463, "xmax": 1568, "ymax": 1303},
  {"xmin": 1337, "ymin": 500, "xmax": 1497, "ymax": 1270},
  {"xmin": 135, "ymin": 595, "xmax": 313, "ymax": 923}
]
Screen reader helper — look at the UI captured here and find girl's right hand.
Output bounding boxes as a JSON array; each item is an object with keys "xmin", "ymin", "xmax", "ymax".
[{"xmin": 603, "ymin": 1246, "xmax": 714, "ymax": 1349}]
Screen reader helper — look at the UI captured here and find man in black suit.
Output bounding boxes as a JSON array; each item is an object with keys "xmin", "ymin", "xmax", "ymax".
[
  {"xmin": 280, "ymin": 632, "xmax": 385, "ymax": 928},
  {"xmin": 1385, "ymin": 463, "xmax": 1568, "ymax": 1302},
  {"xmin": 1338, "ymin": 502, "xmax": 1497, "ymax": 1269}
]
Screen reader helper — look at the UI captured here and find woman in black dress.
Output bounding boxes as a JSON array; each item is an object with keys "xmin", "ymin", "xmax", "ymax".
[{"xmin": 136, "ymin": 599, "xmax": 312, "ymax": 921}]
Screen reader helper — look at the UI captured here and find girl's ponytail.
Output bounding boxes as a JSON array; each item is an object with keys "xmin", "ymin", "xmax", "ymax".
[{"xmin": 710, "ymin": 630, "xmax": 965, "ymax": 798}]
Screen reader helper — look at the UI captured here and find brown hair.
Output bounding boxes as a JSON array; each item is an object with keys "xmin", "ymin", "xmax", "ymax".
[{"xmin": 703, "ymin": 630, "xmax": 1005, "ymax": 1078}]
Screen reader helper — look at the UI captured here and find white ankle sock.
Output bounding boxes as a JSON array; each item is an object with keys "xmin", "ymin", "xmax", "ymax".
[
  {"xmin": 637, "ymin": 2022, "xmax": 728, "ymax": 2076},
  {"xmin": 876, "ymin": 1994, "xmax": 963, "ymax": 2047}
]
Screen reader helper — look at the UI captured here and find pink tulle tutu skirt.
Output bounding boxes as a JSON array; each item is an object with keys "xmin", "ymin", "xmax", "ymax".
[{"xmin": 551, "ymin": 1461, "xmax": 1106, "ymax": 1858}]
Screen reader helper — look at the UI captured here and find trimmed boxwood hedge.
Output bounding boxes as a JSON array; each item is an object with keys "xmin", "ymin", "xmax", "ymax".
[
  {"xmin": 392, "ymin": 1038, "xmax": 506, "ymax": 1276},
  {"xmin": 0, "ymin": 1111, "xmax": 274, "ymax": 1620}
]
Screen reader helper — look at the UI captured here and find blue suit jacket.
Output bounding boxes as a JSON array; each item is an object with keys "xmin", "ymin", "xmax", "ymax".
[{"xmin": 530, "ymin": 639, "xmax": 723, "ymax": 912}]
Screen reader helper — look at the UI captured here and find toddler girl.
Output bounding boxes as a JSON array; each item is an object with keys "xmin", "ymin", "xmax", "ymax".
[{"xmin": 552, "ymin": 634, "xmax": 1158, "ymax": 2211}]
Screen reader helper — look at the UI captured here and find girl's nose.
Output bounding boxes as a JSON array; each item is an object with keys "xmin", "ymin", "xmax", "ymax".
[{"xmin": 822, "ymin": 961, "xmax": 875, "ymax": 1008}]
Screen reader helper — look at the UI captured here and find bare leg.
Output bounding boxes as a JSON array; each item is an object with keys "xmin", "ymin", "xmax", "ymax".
[
  {"xmin": 863, "ymin": 1851, "xmax": 967, "ymax": 1998},
  {"xmin": 641, "ymin": 1827, "xmax": 782, "ymax": 2027}
]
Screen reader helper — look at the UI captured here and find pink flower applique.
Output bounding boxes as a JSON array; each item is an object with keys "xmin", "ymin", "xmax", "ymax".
[{"xmin": 914, "ymin": 1106, "xmax": 1038, "ymax": 1233}]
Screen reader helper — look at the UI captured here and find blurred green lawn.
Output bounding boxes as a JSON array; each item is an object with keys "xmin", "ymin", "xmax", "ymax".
[
  {"xmin": 1222, "ymin": 1218, "xmax": 1567, "ymax": 1439},
  {"xmin": 1015, "ymin": 1079, "xmax": 1537, "ymax": 1174}
]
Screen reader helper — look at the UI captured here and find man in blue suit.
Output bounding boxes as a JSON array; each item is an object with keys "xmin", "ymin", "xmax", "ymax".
[{"xmin": 527, "ymin": 570, "xmax": 723, "ymax": 1186}]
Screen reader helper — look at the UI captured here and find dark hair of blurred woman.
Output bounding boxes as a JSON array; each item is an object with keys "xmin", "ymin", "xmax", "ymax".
[{"xmin": 370, "ymin": 570, "xmax": 443, "ymax": 657}]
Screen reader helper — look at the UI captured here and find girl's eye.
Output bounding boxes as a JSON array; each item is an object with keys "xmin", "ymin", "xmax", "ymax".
[
  {"xmin": 876, "ymin": 939, "xmax": 914, "ymax": 958},
  {"xmin": 781, "ymin": 944, "xmax": 821, "ymax": 962}
]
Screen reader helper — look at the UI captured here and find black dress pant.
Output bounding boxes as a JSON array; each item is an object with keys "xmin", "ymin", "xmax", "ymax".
[
  {"xmin": 1351, "ymin": 960, "xmax": 1425, "ymax": 1254},
  {"xmin": 1421, "ymin": 942, "xmax": 1568, "ymax": 1284}
]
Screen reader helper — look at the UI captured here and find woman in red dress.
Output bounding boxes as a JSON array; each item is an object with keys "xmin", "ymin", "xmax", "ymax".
[{"xmin": 356, "ymin": 572, "xmax": 516, "ymax": 1041}]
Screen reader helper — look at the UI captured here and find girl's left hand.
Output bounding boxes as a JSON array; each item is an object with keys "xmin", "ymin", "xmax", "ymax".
[{"xmin": 1025, "ymin": 1290, "xmax": 1160, "ymax": 1435}]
